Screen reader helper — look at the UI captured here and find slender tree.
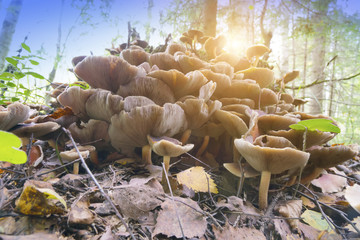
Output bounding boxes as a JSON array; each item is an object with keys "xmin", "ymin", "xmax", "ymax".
[
  {"xmin": 203, "ymin": 0, "xmax": 217, "ymax": 37},
  {"xmin": 0, "ymin": 0, "xmax": 23, "ymax": 71}
]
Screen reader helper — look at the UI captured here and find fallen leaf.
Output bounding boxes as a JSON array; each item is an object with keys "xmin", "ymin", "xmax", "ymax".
[
  {"xmin": 68, "ymin": 198, "xmax": 95, "ymax": 225},
  {"xmin": 28, "ymin": 145, "xmax": 43, "ymax": 166},
  {"xmin": 344, "ymin": 184, "xmax": 360, "ymax": 214},
  {"xmin": 301, "ymin": 195, "xmax": 316, "ymax": 208},
  {"xmin": 0, "ymin": 130, "xmax": 27, "ymax": 164},
  {"xmin": 275, "ymin": 200, "xmax": 302, "ymax": 230},
  {"xmin": 153, "ymin": 197, "xmax": 207, "ymax": 239},
  {"xmin": 301, "ymin": 209, "xmax": 333, "ymax": 231},
  {"xmin": 213, "ymin": 222, "xmax": 265, "ymax": 240},
  {"xmin": 111, "ymin": 179, "xmax": 164, "ymax": 220},
  {"xmin": 176, "ymin": 166, "xmax": 218, "ymax": 193},
  {"xmin": 0, "ymin": 232, "xmax": 60, "ymax": 240},
  {"xmin": 311, "ymin": 173, "xmax": 347, "ymax": 193},
  {"xmin": 344, "ymin": 216, "xmax": 360, "ymax": 233},
  {"xmin": 273, "ymin": 219, "xmax": 302, "ymax": 240},
  {"xmin": 15, "ymin": 180, "xmax": 66, "ymax": 216},
  {"xmin": 216, "ymin": 196, "xmax": 261, "ymax": 216}
]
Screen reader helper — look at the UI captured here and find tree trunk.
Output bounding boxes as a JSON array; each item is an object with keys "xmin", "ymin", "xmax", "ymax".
[
  {"xmin": 308, "ymin": 0, "xmax": 331, "ymax": 114},
  {"xmin": 203, "ymin": 0, "xmax": 217, "ymax": 37},
  {"xmin": 0, "ymin": 0, "xmax": 23, "ymax": 72},
  {"xmin": 328, "ymin": 40, "xmax": 337, "ymax": 117},
  {"xmin": 260, "ymin": 0, "xmax": 272, "ymax": 48}
]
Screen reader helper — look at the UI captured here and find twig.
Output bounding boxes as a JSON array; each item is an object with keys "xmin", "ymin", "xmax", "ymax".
[
  {"xmin": 62, "ymin": 128, "xmax": 136, "ymax": 240},
  {"xmin": 184, "ymin": 152, "xmax": 212, "ymax": 169},
  {"xmin": 162, "ymin": 162, "xmax": 186, "ymax": 240}
]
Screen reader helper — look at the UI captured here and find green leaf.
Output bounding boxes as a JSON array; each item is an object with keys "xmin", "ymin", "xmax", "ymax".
[
  {"xmin": 6, "ymin": 82, "xmax": 16, "ymax": 88},
  {"xmin": 14, "ymin": 71, "xmax": 25, "ymax": 80},
  {"xmin": 0, "ymin": 131, "xmax": 27, "ymax": 164},
  {"xmin": 249, "ymin": 5, "xmax": 254, "ymax": 10},
  {"xmin": 25, "ymin": 72, "xmax": 45, "ymax": 79},
  {"xmin": 29, "ymin": 59, "xmax": 39, "ymax": 65},
  {"xmin": 11, "ymin": 97, "xmax": 20, "ymax": 102},
  {"xmin": 301, "ymin": 210, "xmax": 333, "ymax": 231},
  {"xmin": 289, "ymin": 119, "xmax": 340, "ymax": 133},
  {"xmin": 5, "ymin": 57, "xmax": 18, "ymax": 67},
  {"xmin": 21, "ymin": 43, "xmax": 31, "ymax": 53}
]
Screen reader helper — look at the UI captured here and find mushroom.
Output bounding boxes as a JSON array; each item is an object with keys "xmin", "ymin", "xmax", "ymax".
[
  {"xmin": 176, "ymin": 54, "xmax": 210, "ymax": 74},
  {"xmin": 0, "ymin": 102, "xmax": 30, "ymax": 131},
  {"xmin": 74, "ymin": 56, "xmax": 142, "ymax": 93},
  {"xmin": 246, "ymin": 44, "xmax": 270, "ymax": 67},
  {"xmin": 60, "ymin": 145, "xmax": 97, "ymax": 174},
  {"xmin": 148, "ymin": 52, "xmax": 181, "ymax": 71},
  {"xmin": 301, "ymin": 145, "xmax": 357, "ymax": 184},
  {"xmin": 204, "ymin": 35, "xmax": 226, "ymax": 59},
  {"xmin": 210, "ymin": 61, "xmax": 234, "ymax": 79},
  {"xmin": 237, "ymin": 67, "xmax": 275, "ymax": 88},
  {"xmin": 199, "ymin": 69, "xmax": 231, "ymax": 98},
  {"xmin": 165, "ymin": 42, "xmax": 186, "ymax": 56},
  {"xmin": 147, "ymin": 135, "xmax": 194, "ymax": 183},
  {"xmin": 234, "ymin": 137, "xmax": 309, "ymax": 209},
  {"xmin": 120, "ymin": 47, "xmax": 149, "ymax": 66}
]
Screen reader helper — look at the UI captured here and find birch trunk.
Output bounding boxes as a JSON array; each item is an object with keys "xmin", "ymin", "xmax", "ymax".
[{"xmin": 0, "ymin": 0, "xmax": 23, "ymax": 71}]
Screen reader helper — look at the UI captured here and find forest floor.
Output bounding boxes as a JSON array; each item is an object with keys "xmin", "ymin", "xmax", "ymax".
[{"xmin": 0, "ymin": 133, "xmax": 360, "ymax": 240}]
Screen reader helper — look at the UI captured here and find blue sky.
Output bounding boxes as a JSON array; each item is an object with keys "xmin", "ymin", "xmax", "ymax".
[{"xmin": 1, "ymin": 0, "xmax": 360, "ymax": 86}]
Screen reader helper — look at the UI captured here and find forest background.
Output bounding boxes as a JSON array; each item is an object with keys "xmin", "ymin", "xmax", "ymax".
[{"xmin": 1, "ymin": 0, "xmax": 360, "ymax": 144}]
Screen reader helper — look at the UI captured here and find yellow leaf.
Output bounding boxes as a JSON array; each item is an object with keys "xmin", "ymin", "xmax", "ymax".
[
  {"xmin": 177, "ymin": 166, "xmax": 218, "ymax": 194},
  {"xmin": 301, "ymin": 209, "xmax": 333, "ymax": 231},
  {"xmin": 37, "ymin": 188, "xmax": 67, "ymax": 210}
]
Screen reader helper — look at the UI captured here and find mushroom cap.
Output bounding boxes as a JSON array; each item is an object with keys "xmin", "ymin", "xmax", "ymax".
[
  {"xmin": 165, "ymin": 42, "xmax": 186, "ymax": 55},
  {"xmin": 253, "ymin": 135, "xmax": 296, "ymax": 149},
  {"xmin": 246, "ymin": 44, "xmax": 270, "ymax": 60},
  {"xmin": 257, "ymin": 114, "xmax": 300, "ymax": 134},
  {"xmin": 214, "ymin": 110, "xmax": 248, "ymax": 138},
  {"xmin": 199, "ymin": 69, "xmax": 231, "ymax": 97},
  {"xmin": 71, "ymin": 56, "xmax": 87, "ymax": 67},
  {"xmin": 233, "ymin": 57, "xmax": 251, "ymax": 72},
  {"xmin": 222, "ymin": 80, "xmax": 261, "ymax": 101},
  {"xmin": 84, "ymin": 89, "xmax": 124, "ymax": 122},
  {"xmin": 148, "ymin": 69, "xmax": 206, "ymax": 99},
  {"xmin": 180, "ymin": 35, "xmax": 193, "ymax": 45},
  {"xmin": 120, "ymin": 48, "xmax": 149, "ymax": 66},
  {"xmin": 149, "ymin": 52, "xmax": 181, "ymax": 71},
  {"xmin": 204, "ymin": 35, "xmax": 226, "ymax": 59},
  {"xmin": 268, "ymin": 129, "xmax": 336, "ymax": 149},
  {"xmin": 259, "ymin": 88, "xmax": 278, "ymax": 107},
  {"xmin": 177, "ymin": 98, "xmax": 222, "ymax": 130},
  {"xmin": 187, "ymin": 29, "xmax": 204, "ymax": 39},
  {"xmin": 307, "ymin": 145, "xmax": 357, "ymax": 168},
  {"xmin": 223, "ymin": 162, "xmax": 260, "ymax": 178},
  {"xmin": 57, "ymin": 86, "xmax": 97, "ymax": 121},
  {"xmin": 280, "ymin": 93, "xmax": 294, "ymax": 104},
  {"xmin": 68, "ymin": 120, "xmax": 111, "ymax": 150},
  {"xmin": 0, "ymin": 103, "xmax": 30, "ymax": 131},
  {"xmin": 237, "ymin": 67, "xmax": 275, "ymax": 88},
  {"xmin": 199, "ymin": 81, "xmax": 217, "ymax": 101},
  {"xmin": 210, "ymin": 61, "xmax": 234, "ymax": 79},
  {"xmin": 11, "ymin": 122, "xmax": 61, "ymax": 139},
  {"xmin": 176, "ymin": 54, "xmax": 210, "ymax": 74},
  {"xmin": 117, "ymin": 76, "xmax": 176, "ymax": 105},
  {"xmin": 147, "ymin": 135, "xmax": 194, "ymax": 157},
  {"xmin": 74, "ymin": 56, "xmax": 141, "ymax": 93},
  {"xmin": 108, "ymin": 103, "xmax": 188, "ymax": 150},
  {"xmin": 212, "ymin": 52, "xmax": 241, "ymax": 67},
  {"xmin": 283, "ymin": 70, "xmax": 300, "ymax": 84},
  {"xmin": 60, "ymin": 145, "xmax": 96, "ymax": 161},
  {"xmin": 234, "ymin": 138, "xmax": 309, "ymax": 174},
  {"xmin": 131, "ymin": 39, "xmax": 149, "ymax": 49},
  {"xmin": 219, "ymin": 98, "xmax": 255, "ymax": 109}
]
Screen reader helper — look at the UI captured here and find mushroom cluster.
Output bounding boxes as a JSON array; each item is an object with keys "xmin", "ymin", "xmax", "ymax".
[{"xmin": 50, "ymin": 30, "xmax": 356, "ymax": 208}]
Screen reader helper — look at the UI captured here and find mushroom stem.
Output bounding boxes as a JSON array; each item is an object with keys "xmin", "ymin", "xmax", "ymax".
[
  {"xmin": 180, "ymin": 129, "xmax": 192, "ymax": 145},
  {"xmin": 73, "ymin": 162, "xmax": 79, "ymax": 175},
  {"xmin": 259, "ymin": 170, "xmax": 271, "ymax": 210},
  {"xmin": 161, "ymin": 155, "xmax": 171, "ymax": 184},
  {"xmin": 196, "ymin": 135, "xmax": 210, "ymax": 157},
  {"xmin": 253, "ymin": 56, "xmax": 260, "ymax": 67},
  {"xmin": 142, "ymin": 145, "xmax": 152, "ymax": 165},
  {"xmin": 233, "ymin": 142, "xmax": 241, "ymax": 163}
]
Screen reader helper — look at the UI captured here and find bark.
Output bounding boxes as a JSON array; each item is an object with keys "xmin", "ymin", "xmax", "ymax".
[
  {"xmin": 301, "ymin": 8, "xmax": 309, "ymax": 112},
  {"xmin": 0, "ymin": 0, "xmax": 23, "ymax": 72},
  {"xmin": 328, "ymin": 41, "xmax": 337, "ymax": 117},
  {"xmin": 203, "ymin": 0, "xmax": 217, "ymax": 37},
  {"xmin": 308, "ymin": 0, "xmax": 331, "ymax": 114},
  {"xmin": 260, "ymin": 0, "xmax": 272, "ymax": 48}
]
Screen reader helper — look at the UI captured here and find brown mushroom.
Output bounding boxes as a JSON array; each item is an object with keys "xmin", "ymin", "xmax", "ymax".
[
  {"xmin": 237, "ymin": 67, "xmax": 275, "ymax": 88},
  {"xmin": 246, "ymin": 44, "xmax": 270, "ymax": 67},
  {"xmin": 234, "ymin": 137, "xmax": 309, "ymax": 209},
  {"xmin": 120, "ymin": 47, "xmax": 149, "ymax": 66},
  {"xmin": 60, "ymin": 145, "xmax": 97, "ymax": 174},
  {"xmin": 0, "ymin": 102, "xmax": 30, "ymax": 131}
]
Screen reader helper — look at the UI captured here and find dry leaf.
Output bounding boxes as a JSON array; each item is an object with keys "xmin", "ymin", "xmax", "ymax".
[
  {"xmin": 153, "ymin": 197, "xmax": 207, "ymax": 239},
  {"xmin": 301, "ymin": 209, "xmax": 333, "ymax": 231},
  {"xmin": 176, "ymin": 166, "xmax": 218, "ymax": 193},
  {"xmin": 344, "ymin": 184, "xmax": 360, "ymax": 214},
  {"xmin": 111, "ymin": 179, "xmax": 164, "ymax": 220},
  {"xmin": 68, "ymin": 198, "xmax": 95, "ymax": 225},
  {"xmin": 311, "ymin": 173, "xmax": 347, "ymax": 193},
  {"xmin": 273, "ymin": 219, "xmax": 302, "ymax": 240},
  {"xmin": 301, "ymin": 195, "xmax": 316, "ymax": 208},
  {"xmin": 275, "ymin": 200, "xmax": 302, "ymax": 230},
  {"xmin": 15, "ymin": 180, "xmax": 66, "ymax": 216},
  {"xmin": 213, "ymin": 222, "xmax": 265, "ymax": 240}
]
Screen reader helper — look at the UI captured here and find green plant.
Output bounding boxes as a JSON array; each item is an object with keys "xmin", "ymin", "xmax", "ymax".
[
  {"xmin": 0, "ymin": 43, "xmax": 47, "ymax": 105},
  {"xmin": 0, "ymin": 130, "xmax": 27, "ymax": 164}
]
